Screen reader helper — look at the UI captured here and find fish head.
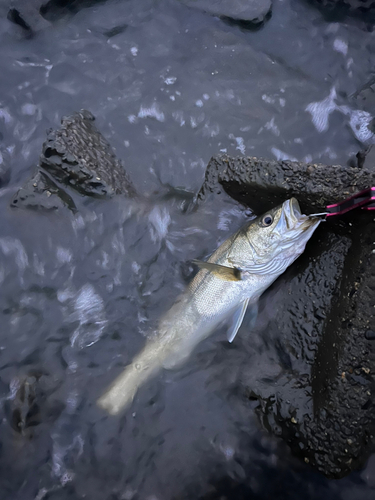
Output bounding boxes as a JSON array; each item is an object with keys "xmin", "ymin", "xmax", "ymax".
[{"xmin": 237, "ymin": 198, "xmax": 321, "ymax": 274}]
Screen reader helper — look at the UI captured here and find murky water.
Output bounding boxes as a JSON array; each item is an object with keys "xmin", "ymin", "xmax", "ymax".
[{"xmin": 1, "ymin": 1, "xmax": 375, "ymax": 499}]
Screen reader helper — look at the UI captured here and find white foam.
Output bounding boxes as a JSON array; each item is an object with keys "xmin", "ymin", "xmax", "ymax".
[
  {"xmin": 138, "ymin": 102, "xmax": 165, "ymax": 122},
  {"xmin": 0, "ymin": 237, "xmax": 29, "ymax": 271},
  {"xmin": 271, "ymin": 147, "xmax": 298, "ymax": 162},
  {"xmin": 56, "ymin": 246, "xmax": 72, "ymax": 264},
  {"xmin": 333, "ymin": 38, "xmax": 348, "ymax": 56},
  {"xmin": 264, "ymin": 117, "xmax": 280, "ymax": 137},
  {"xmin": 305, "ymin": 87, "xmax": 337, "ymax": 133},
  {"xmin": 59, "ymin": 284, "xmax": 107, "ymax": 349},
  {"xmin": 164, "ymin": 76, "xmax": 177, "ymax": 85},
  {"xmin": 229, "ymin": 134, "xmax": 245, "ymax": 154},
  {"xmin": 148, "ymin": 206, "xmax": 171, "ymax": 242}
]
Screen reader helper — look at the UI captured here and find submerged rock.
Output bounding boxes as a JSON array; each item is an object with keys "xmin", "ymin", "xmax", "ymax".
[
  {"xmin": 5, "ymin": 0, "xmax": 104, "ymax": 33},
  {"xmin": 7, "ymin": 0, "xmax": 50, "ymax": 35},
  {"xmin": 180, "ymin": 0, "xmax": 272, "ymax": 25},
  {"xmin": 11, "ymin": 170, "xmax": 77, "ymax": 211},
  {"xmin": 12, "ymin": 110, "xmax": 136, "ymax": 211},
  {"xmin": 198, "ymin": 154, "xmax": 375, "ymax": 478},
  {"xmin": 307, "ymin": 0, "xmax": 375, "ymax": 23},
  {"xmin": 6, "ymin": 374, "xmax": 42, "ymax": 436}
]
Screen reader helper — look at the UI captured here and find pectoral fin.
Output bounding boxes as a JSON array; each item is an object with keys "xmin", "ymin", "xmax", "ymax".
[
  {"xmin": 227, "ymin": 298, "xmax": 250, "ymax": 343},
  {"xmin": 247, "ymin": 302, "xmax": 259, "ymax": 330},
  {"xmin": 192, "ymin": 259, "xmax": 242, "ymax": 281}
]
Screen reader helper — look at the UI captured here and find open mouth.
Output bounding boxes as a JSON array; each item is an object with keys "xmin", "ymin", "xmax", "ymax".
[
  {"xmin": 282, "ymin": 197, "xmax": 303, "ymax": 229},
  {"xmin": 289, "ymin": 197, "xmax": 302, "ymax": 219},
  {"xmin": 285, "ymin": 198, "xmax": 321, "ymax": 231}
]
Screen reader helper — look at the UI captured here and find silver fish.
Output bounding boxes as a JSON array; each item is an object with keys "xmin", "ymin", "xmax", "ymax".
[{"xmin": 97, "ymin": 198, "xmax": 321, "ymax": 415}]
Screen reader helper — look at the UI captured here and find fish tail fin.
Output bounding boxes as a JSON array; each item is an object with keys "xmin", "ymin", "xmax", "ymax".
[{"xmin": 97, "ymin": 339, "xmax": 164, "ymax": 415}]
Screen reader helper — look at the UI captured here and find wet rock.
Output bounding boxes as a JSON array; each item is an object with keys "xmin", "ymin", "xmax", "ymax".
[
  {"xmin": 40, "ymin": 110, "xmax": 136, "ymax": 198},
  {"xmin": 198, "ymin": 154, "xmax": 374, "ymax": 214},
  {"xmin": 356, "ymin": 145, "xmax": 375, "ymax": 170},
  {"xmin": 12, "ymin": 110, "xmax": 136, "ymax": 211},
  {"xmin": 198, "ymin": 154, "xmax": 375, "ymax": 478},
  {"xmin": 12, "ymin": 170, "xmax": 77, "ymax": 211},
  {"xmin": 180, "ymin": 0, "xmax": 272, "ymax": 25},
  {"xmin": 252, "ymin": 218, "xmax": 375, "ymax": 478}
]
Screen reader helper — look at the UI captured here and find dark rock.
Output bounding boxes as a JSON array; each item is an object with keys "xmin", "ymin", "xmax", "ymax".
[
  {"xmin": 197, "ymin": 154, "xmax": 374, "ymax": 214},
  {"xmin": 252, "ymin": 218, "xmax": 375, "ymax": 478},
  {"xmin": 12, "ymin": 109, "xmax": 136, "ymax": 211},
  {"xmin": 103, "ymin": 23, "xmax": 127, "ymax": 38},
  {"xmin": 181, "ymin": 0, "xmax": 272, "ymax": 25},
  {"xmin": 11, "ymin": 170, "xmax": 77, "ymax": 211},
  {"xmin": 40, "ymin": 110, "xmax": 136, "ymax": 198},
  {"xmin": 198, "ymin": 154, "xmax": 375, "ymax": 478},
  {"xmin": 356, "ymin": 145, "xmax": 375, "ymax": 170},
  {"xmin": 306, "ymin": 0, "xmax": 375, "ymax": 24},
  {"xmin": 39, "ymin": 0, "xmax": 104, "ymax": 22}
]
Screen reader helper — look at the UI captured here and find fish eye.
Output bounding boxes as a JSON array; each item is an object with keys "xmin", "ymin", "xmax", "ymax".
[{"xmin": 261, "ymin": 214, "xmax": 273, "ymax": 227}]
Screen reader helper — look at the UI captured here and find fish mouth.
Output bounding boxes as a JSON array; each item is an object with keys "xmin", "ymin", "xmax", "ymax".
[
  {"xmin": 281, "ymin": 198, "xmax": 303, "ymax": 228},
  {"xmin": 290, "ymin": 197, "xmax": 301, "ymax": 217},
  {"xmin": 285, "ymin": 198, "xmax": 320, "ymax": 231},
  {"xmin": 289, "ymin": 197, "xmax": 302, "ymax": 222},
  {"xmin": 271, "ymin": 197, "xmax": 322, "ymax": 257}
]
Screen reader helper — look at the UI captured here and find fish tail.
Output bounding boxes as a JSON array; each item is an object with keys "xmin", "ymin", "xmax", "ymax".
[{"xmin": 97, "ymin": 338, "xmax": 166, "ymax": 415}]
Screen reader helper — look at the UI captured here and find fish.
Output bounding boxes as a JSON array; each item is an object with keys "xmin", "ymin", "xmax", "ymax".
[{"xmin": 97, "ymin": 198, "xmax": 321, "ymax": 415}]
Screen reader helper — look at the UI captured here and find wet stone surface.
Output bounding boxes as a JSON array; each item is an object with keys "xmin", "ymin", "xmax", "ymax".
[
  {"xmin": 12, "ymin": 110, "xmax": 136, "ymax": 210},
  {"xmin": 40, "ymin": 110, "xmax": 136, "ymax": 198},
  {"xmin": 198, "ymin": 154, "xmax": 375, "ymax": 213},
  {"xmin": 251, "ymin": 218, "xmax": 375, "ymax": 478},
  {"xmin": 12, "ymin": 169, "xmax": 77, "ymax": 211}
]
